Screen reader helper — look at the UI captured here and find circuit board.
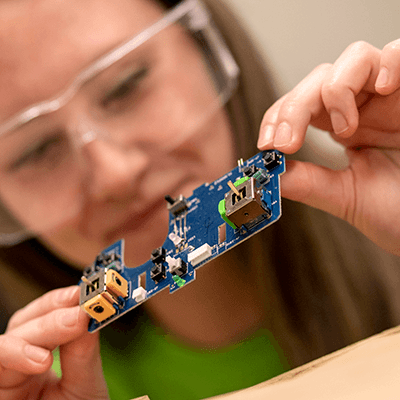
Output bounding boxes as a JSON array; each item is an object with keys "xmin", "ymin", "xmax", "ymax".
[{"xmin": 79, "ymin": 150, "xmax": 285, "ymax": 332}]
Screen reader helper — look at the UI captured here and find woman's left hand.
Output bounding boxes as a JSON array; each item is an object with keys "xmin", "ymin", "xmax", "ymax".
[
  {"xmin": 0, "ymin": 286, "xmax": 109, "ymax": 400},
  {"xmin": 258, "ymin": 39, "xmax": 400, "ymax": 256}
]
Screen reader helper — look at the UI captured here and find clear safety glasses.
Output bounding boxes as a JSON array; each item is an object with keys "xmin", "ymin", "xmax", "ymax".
[{"xmin": 0, "ymin": 0, "xmax": 239, "ymax": 244}]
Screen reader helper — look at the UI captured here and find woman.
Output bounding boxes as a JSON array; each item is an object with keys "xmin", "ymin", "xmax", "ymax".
[{"xmin": 0, "ymin": 0, "xmax": 399, "ymax": 399}]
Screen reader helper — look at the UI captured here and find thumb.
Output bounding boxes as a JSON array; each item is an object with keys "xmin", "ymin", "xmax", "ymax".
[
  {"xmin": 281, "ymin": 159, "xmax": 356, "ymax": 225},
  {"xmin": 59, "ymin": 331, "xmax": 109, "ymax": 399}
]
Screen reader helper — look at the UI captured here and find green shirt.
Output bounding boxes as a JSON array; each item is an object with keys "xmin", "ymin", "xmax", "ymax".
[
  {"xmin": 100, "ymin": 316, "xmax": 289, "ymax": 400},
  {"xmin": 53, "ymin": 314, "xmax": 288, "ymax": 399}
]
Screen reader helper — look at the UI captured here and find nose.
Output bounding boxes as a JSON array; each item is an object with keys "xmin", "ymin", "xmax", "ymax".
[{"xmin": 80, "ymin": 138, "xmax": 150, "ymax": 203}]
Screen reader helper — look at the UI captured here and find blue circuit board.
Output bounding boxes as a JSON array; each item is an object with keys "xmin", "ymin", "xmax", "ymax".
[{"xmin": 79, "ymin": 150, "xmax": 285, "ymax": 332}]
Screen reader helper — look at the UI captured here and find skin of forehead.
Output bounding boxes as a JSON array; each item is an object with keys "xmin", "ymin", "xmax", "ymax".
[{"xmin": 0, "ymin": 0, "xmax": 164, "ymax": 122}]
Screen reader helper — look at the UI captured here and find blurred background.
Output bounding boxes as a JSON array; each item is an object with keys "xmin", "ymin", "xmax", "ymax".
[
  {"xmin": 224, "ymin": 0, "xmax": 400, "ymax": 164},
  {"xmin": 225, "ymin": 0, "xmax": 400, "ymax": 93}
]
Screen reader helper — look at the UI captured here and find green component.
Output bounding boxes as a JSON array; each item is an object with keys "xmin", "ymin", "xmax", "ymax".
[
  {"xmin": 218, "ymin": 199, "xmax": 237, "ymax": 229},
  {"xmin": 217, "ymin": 176, "xmax": 249, "ymax": 229},
  {"xmin": 253, "ymin": 170, "xmax": 263, "ymax": 180},
  {"xmin": 234, "ymin": 176, "xmax": 249, "ymax": 187},
  {"xmin": 172, "ymin": 275, "xmax": 186, "ymax": 287},
  {"xmin": 107, "ymin": 262, "xmax": 119, "ymax": 270}
]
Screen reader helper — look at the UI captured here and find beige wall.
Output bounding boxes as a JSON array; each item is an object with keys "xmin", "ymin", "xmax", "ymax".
[{"xmin": 225, "ymin": 0, "xmax": 400, "ymax": 93}]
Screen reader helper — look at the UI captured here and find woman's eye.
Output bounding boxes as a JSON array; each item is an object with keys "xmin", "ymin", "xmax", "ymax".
[
  {"xmin": 101, "ymin": 67, "xmax": 149, "ymax": 109},
  {"xmin": 9, "ymin": 134, "xmax": 67, "ymax": 172}
]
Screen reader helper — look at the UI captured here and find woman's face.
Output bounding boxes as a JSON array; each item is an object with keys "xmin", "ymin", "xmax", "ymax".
[{"xmin": 0, "ymin": 0, "xmax": 236, "ymax": 267}]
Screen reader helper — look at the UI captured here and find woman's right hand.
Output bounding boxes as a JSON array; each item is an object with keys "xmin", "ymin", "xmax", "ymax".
[
  {"xmin": 0, "ymin": 286, "xmax": 109, "ymax": 400},
  {"xmin": 258, "ymin": 39, "xmax": 400, "ymax": 256}
]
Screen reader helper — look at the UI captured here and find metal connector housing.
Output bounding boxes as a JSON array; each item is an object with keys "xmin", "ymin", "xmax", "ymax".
[
  {"xmin": 224, "ymin": 177, "xmax": 268, "ymax": 228},
  {"xmin": 79, "ymin": 269, "xmax": 128, "ymax": 323}
]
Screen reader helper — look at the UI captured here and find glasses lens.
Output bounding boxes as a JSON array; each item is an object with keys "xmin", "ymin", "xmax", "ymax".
[
  {"xmin": 0, "ymin": 4, "xmax": 238, "ymax": 243},
  {"xmin": 0, "ymin": 119, "xmax": 85, "ymax": 241}
]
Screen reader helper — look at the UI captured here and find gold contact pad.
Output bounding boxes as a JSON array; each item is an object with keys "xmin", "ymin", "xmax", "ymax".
[
  {"xmin": 106, "ymin": 269, "xmax": 128, "ymax": 298},
  {"xmin": 83, "ymin": 293, "xmax": 116, "ymax": 323}
]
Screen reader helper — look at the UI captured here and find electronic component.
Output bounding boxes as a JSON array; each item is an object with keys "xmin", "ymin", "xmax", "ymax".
[
  {"xmin": 79, "ymin": 150, "xmax": 285, "ymax": 332},
  {"xmin": 82, "ymin": 294, "xmax": 117, "ymax": 323},
  {"xmin": 151, "ymin": 247, "xmax": 166, "ymax": 264},
  {"xmin": 168, "ymin": 232, "xmax": 184, "ymax": 247},
  {"xmin": 132, "ymin": 287, "xmax": 147, "ymax": 303},
  {"xmin": 79, "ymin": 268, "xmax": 128, "ymax": 323},
  {"xmin": 263, "ymin": 151, "xmax": 282, "ymax": 171},
  {"xmin": 150, "ymin": 263, "xmax": 166, "ymax": 283},
  {"xmin": 172, "ymin": 275, "xmax": 186, "ymax": 288},
  {"xmin": 223, "ymin": 177, "xmax": 270, "ymax": 229},
  {"xmin": 187, "ymin": 243, "xmax": 212, "ymax": 266},
  {"xmin": 150, "ymin": 247, "xmax": 167, "ymax": 283},
  {"xmin": 166, "ymin": 256, "xmax": 187, "ymax": 277},
  {"xmin": 165, "ymin": 194, "xmax": 188, "ymax": 216},
  {"xmin": 253, "ymin": 169, "xmax": 270, "ymax": 187},
  {"xmin": 96, "ymin": 251, "xmax": 121, "ymax": 267},
  {"xmin": 243, "ymin": 165, "xmax": 257, "ymax": 176}
]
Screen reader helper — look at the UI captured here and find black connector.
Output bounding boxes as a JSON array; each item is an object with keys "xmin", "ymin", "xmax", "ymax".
[
  {"xmin": 151, "ymin": 247, "xmax": 166, "ymax": 264},
  {"xmin": 243, "ymin": 165, "xmax": 257, "ymax": 177},
  {"xmin": 96, "ymin": 252, "xmax": 121, "ymax": 267},
  {"xmin": 262, "ymin": 151, "xmax": 280, "ymax": 171},
  {"xmin": 83, "ymin": 265, "xmax": 95, "ymax": 277},
  {"xmin": 150, "ymin": 263, "xmax": 166, "ymax": 283}
]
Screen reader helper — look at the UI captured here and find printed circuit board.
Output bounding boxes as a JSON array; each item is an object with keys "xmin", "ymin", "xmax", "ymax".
[{"xmin": 79, "ymin": 150, "xmax": 285, "ymax": 332}]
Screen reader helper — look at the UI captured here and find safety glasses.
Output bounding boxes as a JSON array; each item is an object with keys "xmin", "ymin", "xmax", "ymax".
[{"xmin": 0, "ymin": 0, "xmax": 239, "ymax": 243}]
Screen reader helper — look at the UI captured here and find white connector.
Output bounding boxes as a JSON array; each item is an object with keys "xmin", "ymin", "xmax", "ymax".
[
  {"xmin": 187, "ymin": 243, "xmax": 212, "ymax": 266},
  {"xmin": 132, "ymin": 287, "xmax": 147, "ymax": 303}
]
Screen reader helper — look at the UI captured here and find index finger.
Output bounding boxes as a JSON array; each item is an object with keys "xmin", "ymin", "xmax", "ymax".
[
  {"xmin": 9, "ymin": 306, "xmax": 90, "ymax": 350},
  {"xmin": 258, "ymin": 63, "xmax": 331, "ymax": 153},
  {"xmin": 258, "ymin": 42, "xmax": 382, "ymax": 154},
  {"xmin": 7, "ymin": 285, "xmax": 80, "ymax": 332},
  {"xmin": 375, "ymin": 38, "xmax": 400, "ymax": 95},
  {"xmin": 320, "ymin": 41, "xmax": 381, "ymax": 137}
]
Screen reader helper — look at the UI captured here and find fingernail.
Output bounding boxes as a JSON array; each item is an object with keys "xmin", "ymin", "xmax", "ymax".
[
  {"xmin": 62, "ymin": 307, "xmax": 79, "ymax": 327},
  {"xmin": 25, "ymin": 344, "xmax": 50, "ymax": 363},
  {"xmin": 375, "ymin": 67, "xmax": 389, "ymax": 88},
  {"xmin": 258, "ymin": 125, "xmax": 276, "ymax": 147},
  {"xmin": 273, "ymin": 122, "xmax": 292, "ymax": 147},
  {"xmin": 330, "ymin": 110, "xmax": 348, "ymax": 135}
]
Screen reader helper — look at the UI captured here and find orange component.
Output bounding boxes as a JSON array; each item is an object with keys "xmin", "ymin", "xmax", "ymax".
[
  {"xmin": 82, "ymin": 293, "xmax": 116, "ymax": 323},
  {"xmin": 106, "ymin": 269, "xmax": 128, "ymax": 298}
]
